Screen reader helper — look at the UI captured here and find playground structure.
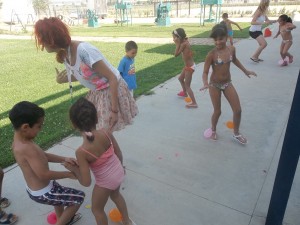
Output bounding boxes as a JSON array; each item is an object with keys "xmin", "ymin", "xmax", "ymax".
[
  {"xmin": 5, "ymin": 10, "xmax": 34, "ymax": 31},
  {"xmin": 115, "ymin": 0, "xmax": 132, "ymax": 26},
  {"xmin": 200, "ymin": 0, "xmax": 222, "ymax": 26},
  {"xmin": 155, "ymin": 1, "xmax": 171, "ymax": 26},
  {"xmin": 86, "ymin": 9, "xmax": 99, "ymax": 27}
]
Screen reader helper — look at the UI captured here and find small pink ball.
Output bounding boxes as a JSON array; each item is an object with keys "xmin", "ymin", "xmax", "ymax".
[
  {"xmin": 278, "ymin": 59, "xmax": 284, "ymax": 65},
  {"xmin": 204, "ymin": 128, "xmax": 212, "ymax": 139},
  {"xmin": 47, "ymin": 212, "xmax": 57, "ymax": 224}
]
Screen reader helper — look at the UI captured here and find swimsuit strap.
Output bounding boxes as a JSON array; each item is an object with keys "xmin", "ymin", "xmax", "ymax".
[
  {"xmin": 101, "ymin": 129, "xmax": 113, "ymax": 145},
  {"xmin": 80, "ymin": 147, "xmax": 99, "ymax": 160},
  {"xmin": 80, "ymin": 130, "xmax": 113, "ymax": 159}
]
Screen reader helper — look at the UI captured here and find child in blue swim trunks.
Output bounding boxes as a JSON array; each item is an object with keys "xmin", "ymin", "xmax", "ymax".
[
  {"xmin": 9, "ymin": 101, "xmax": 85, "ymax": 225},
  {"xmin": 221, "ymin": 13, "xmax": 243, "ymax": 46}
]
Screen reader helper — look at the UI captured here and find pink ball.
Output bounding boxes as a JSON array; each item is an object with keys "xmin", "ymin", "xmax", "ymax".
[
  {"xmin": 278, "ymin": 59, "xmax": 284, "ymax": 65},
  {"xmin": 204, "ymin": 128, "xmax": 212, "ymax": 139},
  {"xmin": 47, "ymin": 212, "xmax": 57, "ymax": 224}
]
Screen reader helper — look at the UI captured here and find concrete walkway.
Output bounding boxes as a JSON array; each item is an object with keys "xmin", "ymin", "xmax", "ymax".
[{"xmin": 2, "ymin": 22, "xmax": 300, "ymax": 225}]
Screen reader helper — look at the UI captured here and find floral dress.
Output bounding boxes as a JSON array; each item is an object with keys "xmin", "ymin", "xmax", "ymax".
[{"xmin": 64, "ymin": 42, "xmax": 138, "ymax": 131}]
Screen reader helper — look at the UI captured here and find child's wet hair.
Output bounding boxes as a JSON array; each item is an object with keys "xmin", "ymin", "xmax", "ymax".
[
  {"xmin": 279, "ymin": 14, "xmax": 292, "ymax": 23},
  {"xmin": 172, "ymin": 28, "xmax": 187, "ymax": 39},
  {"xmin": 210, "ymin": 23, "xmax": 228, "ymax": 39},
  {"xmin": 69, "ymin": 97, "xmax": 98, "ymax": 142},
  {"xmin": 222, "ymin": 13, "xmax": 228, "ymax": 19},
  {"xmin": 125, "ymin": 41, "xmax": 138, "ymax": 52},
  {"xmin": 9, "ymin": 101, "xmax": 45, "ymax": 129}
]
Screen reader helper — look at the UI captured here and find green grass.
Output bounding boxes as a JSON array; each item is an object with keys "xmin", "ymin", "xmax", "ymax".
[
  {"xmin": 0, "ymin": 39, "xmax": 213, "ymax": 168},
  {"xmin": 0, "ymin": 22, "xmax": 251, "ymax": 38},
  {"xmin": 70, "ymin": 23, "xmax": 251, "ymax": 38}
]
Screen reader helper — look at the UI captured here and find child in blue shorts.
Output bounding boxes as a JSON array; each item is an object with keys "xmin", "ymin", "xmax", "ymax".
[
  {"xmin": 9, "ymin": 101, "xmax": 85, "ymax": 225},
  {"xmin": 118, "ymin": 41, "xmax": 138, "ymax": 97},
  {"xmin": 221, "ymin": 13, "xmax": 243, "ymax": 46}
]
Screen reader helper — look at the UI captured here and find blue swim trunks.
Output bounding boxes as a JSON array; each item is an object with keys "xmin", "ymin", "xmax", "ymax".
[
  {"xmin": 228, "ymin": 30, "xmax": 233, "ymax": 37},
  {"xmin": 26, "ymin": 180, "xmax": 85, "ymax": 206}
]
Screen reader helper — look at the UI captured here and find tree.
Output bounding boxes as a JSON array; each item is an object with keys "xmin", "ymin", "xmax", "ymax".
[{"xmin": 32, "ymin": 0, "xmax": 50, "ymax": 17}]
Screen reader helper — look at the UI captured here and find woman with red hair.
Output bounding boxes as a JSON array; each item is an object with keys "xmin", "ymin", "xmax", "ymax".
[{"xmin": 34, "ymin": 17, "xmax": 138, "ymax": 132}]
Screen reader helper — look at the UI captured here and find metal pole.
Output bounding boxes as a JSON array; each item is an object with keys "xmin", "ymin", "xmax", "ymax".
[{"xmin": 265, "ymin": 71, "xmax": 300, "ymax": 225}]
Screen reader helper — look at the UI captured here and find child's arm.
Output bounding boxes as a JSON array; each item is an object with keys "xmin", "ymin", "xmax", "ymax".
[
  {"xmin": 230, "ymin": 20, "xmax": 242, "ymax": 31},
  {"xmin": 117, "ymin": 58, "xmax": 125, "ymax": 77},
  {"xmin": 64, "ymin": 150, "xmax": 92, "ymax": 187},
  {"xmin": 231, "ymin": 47, "xmax": 257, "ymax": 77},
  {"xmin": 174, "ymin": 39, "xmax": 185, "ymax": 57},
  {"xmin": 23, "ymin": 147, "xmax": 75, "ymax": 181},
  {"xmin": 46, "ymin": 152, "xmax": 77, "ymax": 165},
  {"xmin": 200, "ymin": 52, "xmax": 213, "ymax": 91},
  {"xmin": 287, "ymin": 22, "xmax": 296, "ymax": 30},
  {"xmin": 273, "ymin": 26, "xmax": 280, "ymax": 38}
]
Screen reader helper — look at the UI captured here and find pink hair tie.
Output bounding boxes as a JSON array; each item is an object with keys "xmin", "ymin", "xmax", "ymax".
[{"xmin": 84, "ymin": 131, "xmax": 93, "ymax": 137}]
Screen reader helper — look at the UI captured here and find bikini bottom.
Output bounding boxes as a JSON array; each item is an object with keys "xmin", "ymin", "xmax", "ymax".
[{"xmin": 209, "ymin": 81, "xmax": 232, "ymax": 91}]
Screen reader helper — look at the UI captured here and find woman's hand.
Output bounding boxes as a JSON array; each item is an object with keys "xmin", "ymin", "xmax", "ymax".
[{"xmin": 55, "ymin": 68, "xmax": 68, "ymax": 83}]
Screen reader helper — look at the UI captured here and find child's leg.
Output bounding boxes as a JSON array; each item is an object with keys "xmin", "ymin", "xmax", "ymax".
[
  {"xmin": 223, "ymin": 84, "xmax": 241, "ymax": 134},
  {"xmin": 178, "ymin": 69, "xmax": 187, "ymax": 96},
  {"xmin": 0, "ymin": 168, "xmax": 10, "ymax": 209},
  {"xmin": 110, "ymin": 187, "xmax": 131, "ymax": 225},
  {"xmin": 41, "ymin": 181, "xmax": 85, "ymax": 225},
  {"xmin": 91, "ymin": 185, "xmax": 110, "ymax": 225},
  {"xmin": 229, "ymin": 36, "xmax": 234, "ymax": 46},
  {"xmin": 282, "ymin": 41, "xmax": 293, "ymax": 60},
  {"xmin": 184, "ymin": 71, "xmax": 197, "ymax": 106},
  {"xmin": 208, "ymin": 86, "xmax": 222, "ymax": 132},
  {"xmin": 279, "ymin": 42, "xmax": 285, "ymax": 59},
  {"xmin": 55, "ymin": 204, "xmax": 81, "ymax": 225}
]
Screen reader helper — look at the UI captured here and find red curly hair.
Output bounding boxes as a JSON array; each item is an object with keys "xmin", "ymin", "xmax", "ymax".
[{"xmin": 34, "ymin": 17, "xmax": 71, "ymax": 63}]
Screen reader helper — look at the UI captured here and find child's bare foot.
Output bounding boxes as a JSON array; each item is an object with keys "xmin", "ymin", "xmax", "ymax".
[
  {"xmin": 210, "ymin": 131, "xmax": 217, "ymax": 141},
  {"xmin": 185, "ymin": 103, "xmax": 198, "ymax": 108},
  {"xmin": 289, "ymin": 55, "xmax": 293, "ymax": 63},
  {"xmin": 123, "ymin": 218, "xmax": 137, "ymax": 225}
]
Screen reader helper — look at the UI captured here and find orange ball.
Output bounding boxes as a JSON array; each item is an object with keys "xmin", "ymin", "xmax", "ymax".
[
  {"xmin": 184, "ymin": 97, "xmax": 192, "ymax": 103},
  {"xmin": 226, "ymin": 121, "xmax": 234, "ymax": 129},
  {"xmin": 109, "ymin": 208, "xmax": 122, "ymax": 222}
]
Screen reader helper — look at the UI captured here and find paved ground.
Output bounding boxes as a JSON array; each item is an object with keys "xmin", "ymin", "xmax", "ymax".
[{"xmin": 1, "ymin": 20, "xmax": 300, "ymax": 225}]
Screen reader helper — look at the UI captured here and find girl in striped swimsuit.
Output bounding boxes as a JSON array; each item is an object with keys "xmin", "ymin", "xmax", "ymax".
[{"xmin": 65, "ymin": 97, "xmax": 136, "ymax": 225}]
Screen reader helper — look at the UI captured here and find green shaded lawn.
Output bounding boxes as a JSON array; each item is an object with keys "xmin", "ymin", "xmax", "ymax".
[
  {"xmin": 70, "ymin": 23, "xmax": 251, "ymax": 38},
  {"xmin": 0, "ymin": 39, "xmax": 213, "ymax": 168}
]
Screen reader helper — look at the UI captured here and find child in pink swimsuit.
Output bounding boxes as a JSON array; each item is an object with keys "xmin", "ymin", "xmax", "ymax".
[{"xmin": 65, "ymin": 97, "xmax": 136, "ymax": 225}]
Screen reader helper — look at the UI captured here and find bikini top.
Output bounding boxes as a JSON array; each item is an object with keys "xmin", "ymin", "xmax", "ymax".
[
  {"xmin": 79, "ymin": 130, "xmax": 114, "ymax": 168},
  {"xmin": 214, "ymin": 48, "xmax": 232, "ymax": 65},
  {"xmin": 280, "ymin": 29, "xmax": 292, "ymax": 33}
]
